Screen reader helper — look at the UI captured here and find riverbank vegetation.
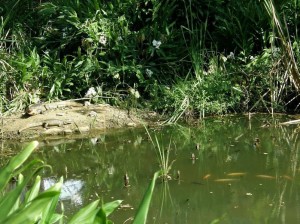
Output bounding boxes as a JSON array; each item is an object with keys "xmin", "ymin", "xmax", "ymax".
[{"xmin": 1, "ymin": 0, "xmax": 300, "ymax": 119}]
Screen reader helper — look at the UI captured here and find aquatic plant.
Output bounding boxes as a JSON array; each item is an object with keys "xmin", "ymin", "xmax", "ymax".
[
  {"xmin": 145, "ymin": 127, "xmax": 175, "ymax": 181},
  {"xmin": 0, "ymin": 140, "xmax": 162, "ymax": 223},
  {"xmin": 0, "ymin": 141, "xmax": 122, "ymax": 223}
]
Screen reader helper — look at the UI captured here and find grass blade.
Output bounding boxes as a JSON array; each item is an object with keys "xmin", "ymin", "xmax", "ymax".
[{"xmin": 133, "ymin": 171, "xmax": 161, "ymax": 224}]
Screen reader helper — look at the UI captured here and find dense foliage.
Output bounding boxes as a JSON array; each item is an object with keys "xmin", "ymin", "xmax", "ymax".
[{"xmin": 1, "ymin": 0, "xmax": 300, "ymax": 118}]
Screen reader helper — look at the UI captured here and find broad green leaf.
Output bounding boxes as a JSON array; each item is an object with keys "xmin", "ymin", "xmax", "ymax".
[
  {"xmin": 33, "ymin": 180, "xmax": 62, "ymax": 202},
  {"xmin": 102, "ymin": 200, "xmax": 122, "ymax": 216},
  {"xmin": 13, "ymin": 159, "xmax": 46, "ymax": 177},
  {"xmin": 0, "ymin": 172, "xmax": 34, "ymax": 222},
  {"xmin": 68, "ymin": 200, "xmax": 100, "ymax": 224},
  {"xmin": 0, "ymin": 141, "xmax": 38, "ymax": 192},
  {"xmin": 49, "ymin": 213, "xmax": 64, "ymax": 224},
  {"xmin": 94, "ymin": 208, "xmax": 107, "ymax": 224},
  {"xmin": 10, "ymin": 174, "xmax": 24, "ymax": 214},
  {"xmin": 39, "ymin": 177, "xmax": 63, "ymax": 224},
  {"xmin": 3, "ymin": 190, "xmax": 61, "ymax": 224},
  {"xmin": 133, "ymin": 171, "xmax": 160, "ymax": 224},
  {"xmin": 7, "ymin": 141, "xmax": 39, "ymax": 170},
  {"xmin": 24, "ymin": 175, "xmax": 41, "ymax": 204}
]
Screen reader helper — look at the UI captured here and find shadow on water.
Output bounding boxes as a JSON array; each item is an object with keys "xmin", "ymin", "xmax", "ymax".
[{"xmin": 3, "ymin": 114, "xmax": 300, "ymax": 223}]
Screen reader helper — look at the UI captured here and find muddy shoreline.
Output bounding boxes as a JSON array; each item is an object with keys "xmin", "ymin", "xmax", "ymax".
[{"xmin": 1, "ymin": 103, "xmax": 157, "ymax": 141}]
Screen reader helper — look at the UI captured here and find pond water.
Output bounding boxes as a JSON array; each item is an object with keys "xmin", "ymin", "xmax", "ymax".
[{"xmin": 4, "ymin": 114, "xmax": 300, "ymax": 223}]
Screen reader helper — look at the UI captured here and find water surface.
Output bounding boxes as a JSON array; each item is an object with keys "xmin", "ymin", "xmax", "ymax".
[{"xmin": 5, "ymin": 114, "xmax": 300, "ymax": 223}]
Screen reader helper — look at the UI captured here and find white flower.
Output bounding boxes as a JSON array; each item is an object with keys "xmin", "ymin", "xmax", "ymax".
[
  {"xmin": 129, "ymin": 88, "xmax": 140, "ymax": 99},
  {"xmin": 113, "ymin": 73, "xmax": 120, "ymax": 79},
  {"xmin": 146, "ymin": 69, "xmax": 153, "ymax": 77},
  {"xmin": 152, "ymin": 39, "xmax": 161, "ymax": 49},
  {"xmin": 227, "ymin": 52, "xmax": 234, "ymax": 59},
  {"xmin": 99, "ymin": 35, "xmax": 107, "ymax": 46},
  {"xmin": 84, "ymin": 87, "xmax": 97, "ymax": 98}
]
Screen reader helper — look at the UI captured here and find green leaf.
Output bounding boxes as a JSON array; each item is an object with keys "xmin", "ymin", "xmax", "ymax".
[
  {"xmin": 95, "ymin": 208, "xmax": 107, "ymax": 224},
  {"xmin": 68, "ymin": 200, "xmax": 100, "ymax": 224},
  {"xmin": 24, "ymin": 175, "xmax": 41, "ymax": 204},
  {"xmin": 0, "ymin": 172, "xmax": 35, "ymax": 222},
  {"xmin": 0, "ymin": 141, "xmax": 39, "ymax": 192},
  {"xmin": 133, "ymin": 171, "xmax": 160, "ymax": 224},
  {"xmin": 10, "ymin": 174, "xmax": 24, "ymax": 213},
  {"xmin": 102, "ymin": 200, "xmax": 122, "ymax": 217},
  {"xmin": 49, "ymin": 213, "xmax": 64, "ymax": 224},
  {"xmin": 3, "ymin": 188, "xmax": 61, "ymax": 224},
  {"xmin": 38, "ymin": 177, "xmax": 63, "ymax": 224}
]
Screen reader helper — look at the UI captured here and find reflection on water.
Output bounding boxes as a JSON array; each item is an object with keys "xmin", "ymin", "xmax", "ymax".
[
  {"xmin": 5, "ymin": 114, "xmax": 300, "ymax": 223},
  {"xmin": 42, "ymin": 178, "xmax": 84, "ymax": 206}
]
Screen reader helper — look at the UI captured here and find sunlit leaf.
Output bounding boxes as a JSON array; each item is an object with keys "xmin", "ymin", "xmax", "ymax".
[
  {"xmin": 24, "ymin": 175, "xmax": 41, "ymax": 204},
  {"xmin": 38, "ymin": 177, "xmax": 63, "ymax": 224},
  {"xmin": 68, "ymin": 200, "xmax": 100, "ymax": 224},
  {"xmin": 133, "ymin": 171, "xmax": 160, "ymax": 224},
  {"xmin": 0, "ymin": 141, "xmax": 38, "ymax": 192},
  {"xmin": 0, "ymin": 173, "xmax": 34, "ymax": 222},
  {"xmin": 102, "ymin": 200, "xmax": 122, "ymax": 216}
]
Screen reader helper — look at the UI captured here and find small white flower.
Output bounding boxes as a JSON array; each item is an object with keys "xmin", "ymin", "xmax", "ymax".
[
  {"xmin": 152, "ymin": 39, "xmax": 161, "ymax": 49},
  {"xmin": 99, "ymin": 35, "xmax": 107, "ymax": 46},
  {"xmin": 62, "ymin": 27, "xmax": 67, "ymax": 38},
  {"xmin": 227, "ymin": 52, "xmax": 234, "ymax": 59},
  {"xmin": 113, "ymin": 73, "xmax": 120, "ymax": 79},
  {"xmin": 84, "ymin": 87, "xmax": 97, "ymax": 98},
  {"xmin": 146, "ymin": 69, "xmax": 153, "ymax": 77},
  {"xmin": 129, "ymin": 88, "xmax": 140, "ymax": 99}
]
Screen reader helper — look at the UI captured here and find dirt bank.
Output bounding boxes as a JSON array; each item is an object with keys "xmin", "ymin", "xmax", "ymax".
[{"xmin": 0, "ymin": 103, "xmax": 156, "ymax": 141}]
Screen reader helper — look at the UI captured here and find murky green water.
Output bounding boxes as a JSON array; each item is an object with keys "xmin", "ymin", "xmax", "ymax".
[{"xmin": 4, "ymin": 114, "xmax": 300, "ymax": 223}]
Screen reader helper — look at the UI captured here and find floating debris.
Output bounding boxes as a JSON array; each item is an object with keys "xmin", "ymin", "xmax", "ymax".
[
  {"xmin": 124, "ymin": 172, "xmax": 130, "ymax": 187},
  {"xmin": 246, "ymin": 192, "xmax": 253, "ymax": 196},
  {"xmin": 120, "ymin": 204, "xmax": 133, "ymax": 210},
  {"xmin": 260, "ymin": 121, "xmax": 271, "ymax": 128},
  {"xmin": 191, "ymin": 153, "xmax": 196, "ymax": 160},
  {"xmin": 176, "ymin": 170, "xmax": 181, "ymax": 180},
  {"xmin": 227, "ymin": 172, "xmax": 247, "ymax": 177},
  {"xmin": 214, "ymin": 178, "xmax": 239, "ymax": 182},
  {"xmin": 253, "ymin": 138, "xmax": 260, "ymax": 149},
  {"xmin": 256, "ymin": 175, "xmax": 275, "ymax": 179},
  {"xmin": 203, "ymin": 174, "xmax": 211, "ymax": 180},
  {"xmin": 225, "ymin": 155, "xmax": 232, "ymax": 162},
  {"xmin": 280, "ymin": 119, "xmax": 300, "ymax": 125},
  {"xmin": 234, "ymin": 134, "xmax": 244, "ymax": 142},
  {"xmin": 281, "ymin": 175, "xmax": 293, "ymax": 181}
]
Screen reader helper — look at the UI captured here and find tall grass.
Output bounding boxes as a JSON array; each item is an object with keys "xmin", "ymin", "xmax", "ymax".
[{"xmin": 263, "ymin": 0, "xmax": 300, "ymax": 112}]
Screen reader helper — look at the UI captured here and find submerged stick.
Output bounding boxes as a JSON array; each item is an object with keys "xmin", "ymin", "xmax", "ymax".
[{"xmin": 280, "ymin": 119, "xmax": 300, "ymax": 125}]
